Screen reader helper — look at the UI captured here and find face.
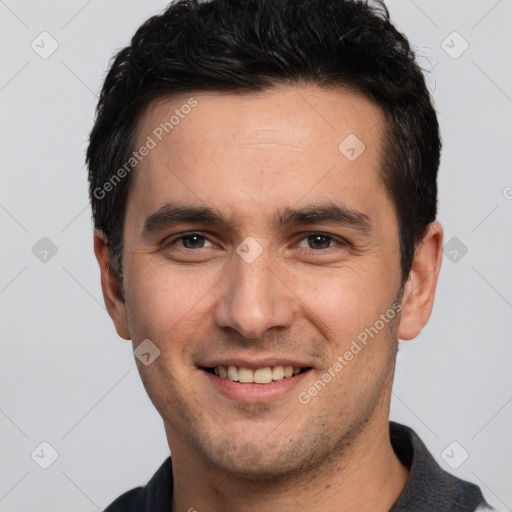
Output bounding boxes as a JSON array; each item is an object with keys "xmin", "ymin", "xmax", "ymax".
[{"xmin": 106, "ymin": 85, "xmax": 409, "ymax": 479}]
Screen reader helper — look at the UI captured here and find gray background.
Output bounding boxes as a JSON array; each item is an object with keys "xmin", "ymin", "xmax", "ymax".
[{"xmin": 1, "ymin": 0, "xmax": 511, "ymax": 510}]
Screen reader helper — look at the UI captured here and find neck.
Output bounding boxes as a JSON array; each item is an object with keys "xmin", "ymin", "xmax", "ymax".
[{"xmin": 169, "ymin": 417, "xmax": 409, "ymax": 512}]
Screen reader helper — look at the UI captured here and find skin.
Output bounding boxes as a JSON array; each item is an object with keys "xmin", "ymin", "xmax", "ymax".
[{"xmin": 94, "ymin": 84, "xmax": 443, "ymax": 512}]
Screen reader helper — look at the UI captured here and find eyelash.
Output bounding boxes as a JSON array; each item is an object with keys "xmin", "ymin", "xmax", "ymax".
[{"xmin": 164, "ymin": 231, "xmax": 348, "ymax": 251}]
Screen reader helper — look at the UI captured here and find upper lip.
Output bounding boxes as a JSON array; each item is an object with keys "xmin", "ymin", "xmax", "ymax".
[{"xmin": 199, "ymin": 357, "xmax": 312, "ymax": 369}]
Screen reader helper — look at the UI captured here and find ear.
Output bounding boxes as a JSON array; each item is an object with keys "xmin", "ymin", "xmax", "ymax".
[
  {"xmin": 93, "ymin": 230, "xmax": 131, "ymax": 340},
  {"xmin": 398, "ymin": 222, "xmax": 444, "ymax": 341}
]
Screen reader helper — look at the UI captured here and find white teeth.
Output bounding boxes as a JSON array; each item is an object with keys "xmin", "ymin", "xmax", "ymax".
[
  {"xmin": 212, "ymin": 364, "xmax": 305, "ymax": 383},
  {"xmin": 227, "ymin": 365, "xmax": 239, "ymax": 381},
  {"xmin": 238, "ymin": 367, "xmax": 253, "ymax": 383},
  {"xmin": 272, "ymin": 365, "xmax": 284, "ymax": 380},
  {"xmin": 254, "ymin": 367, "xmax": 272, "ymax": 384}
]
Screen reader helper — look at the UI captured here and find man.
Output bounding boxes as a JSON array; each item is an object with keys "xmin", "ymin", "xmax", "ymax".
[{"xmin": 87, "ymin": 0, "xmax": 493, "ymax": 510}]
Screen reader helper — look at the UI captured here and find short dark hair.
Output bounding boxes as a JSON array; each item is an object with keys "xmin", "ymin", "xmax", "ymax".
[{"xmin": 87, "ymin": 0, "xmax": 441, "ymax": 286}]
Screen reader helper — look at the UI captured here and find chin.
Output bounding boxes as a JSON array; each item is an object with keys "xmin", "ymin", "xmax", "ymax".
[
  {"xmin": 193, "ymin": 429, "xmax": 323, "ymax": 483},
  {"xmin": 208, "ymin": 451, "xmax": 307, "ymax": 482}
]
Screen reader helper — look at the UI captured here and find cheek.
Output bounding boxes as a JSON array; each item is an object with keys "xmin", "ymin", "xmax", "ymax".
[
  {"xmin": 124, "ymin": 245, "xmax": 400, "ymax": 350},
  {"xmin": 124, "ymin": 258, "xmax": 221, "ymax": 344},
  {"xmin": 292, "ymin": 265, "xmax": 393, "ymax": 342}
]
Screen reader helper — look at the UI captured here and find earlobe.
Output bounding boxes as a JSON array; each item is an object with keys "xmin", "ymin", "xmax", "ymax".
[
  {"xmin": 398, "ymin": 222, "xmax": 444, "ymax": 341},
  {"xmin": 93, "ymin": 230, "xmax": 131, "ymax": 340}
]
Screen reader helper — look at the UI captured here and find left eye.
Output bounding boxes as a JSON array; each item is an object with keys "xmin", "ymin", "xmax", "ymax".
[
  {"xmin": 169, "ymin": 233, "xmax": 213, "ymax": 249},
  {"xmin": 296, "ymin": 233, "xmax": 340, "ymax": 250}
]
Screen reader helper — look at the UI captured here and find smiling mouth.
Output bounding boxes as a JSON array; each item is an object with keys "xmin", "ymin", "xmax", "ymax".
[{"xmin": 203, "ymin": 365, "xmax": 312, "ymax": 384}]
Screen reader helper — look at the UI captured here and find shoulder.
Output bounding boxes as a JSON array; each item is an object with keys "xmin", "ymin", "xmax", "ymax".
[
  {"xmin": 103, "ymin": 487, "xmax": 145, "ymax": 512},
  {"xmin": 389, "ymin": 422, "xmax": 491, "ymax": 512}
]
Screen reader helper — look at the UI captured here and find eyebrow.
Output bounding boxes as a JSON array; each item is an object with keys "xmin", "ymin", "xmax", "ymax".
[{"xmin": 142, "ymin": 202, "xmax": 372, "ymax": 237}]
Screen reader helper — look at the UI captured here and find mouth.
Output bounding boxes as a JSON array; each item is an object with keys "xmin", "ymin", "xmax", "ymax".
[
  {"xmin": 199, "ymin": 357, "xmax": 315, "ymax": 403},
  {"xmin": 203, "ymin": 364, "xmax": 312, "ymax": 384}
]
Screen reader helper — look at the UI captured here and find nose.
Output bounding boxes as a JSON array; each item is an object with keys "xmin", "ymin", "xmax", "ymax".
[{"xmin": 213, "ymin": 243, "xmax": 295, "ymax": 340}]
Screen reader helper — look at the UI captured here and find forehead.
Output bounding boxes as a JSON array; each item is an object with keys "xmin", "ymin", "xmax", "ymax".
[{"xmin": 128, "ymin": 84, "xmax": 391, "ymax": 232}]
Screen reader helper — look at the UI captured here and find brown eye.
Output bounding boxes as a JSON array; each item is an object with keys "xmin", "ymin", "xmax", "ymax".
[
  {"xmin": 297, "ymin": 233, "xmax": 342, "ymax": 250},
  {"xmin": 180, "ymin": 234, "xmax": 206, "ymax": 249},
  {"xmin": 166, "ymin": 232, "xmax": 213, "ymax": 249},
  {"xmin": 306, "ymin": 234, "xmax": 332, "ymax": 249}
]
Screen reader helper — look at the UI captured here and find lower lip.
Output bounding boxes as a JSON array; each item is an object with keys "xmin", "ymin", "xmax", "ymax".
[{"xmin": 202, "ymin": 369, "xmax": 312, "ymax": 403}]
